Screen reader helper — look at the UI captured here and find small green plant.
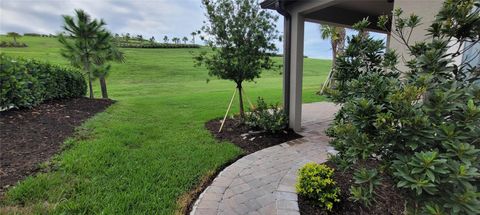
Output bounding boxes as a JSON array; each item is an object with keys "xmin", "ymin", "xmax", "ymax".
[
  {"xmin": 349, "ymin": 167, "xmax": 381, "ymax": 207},
  {"xmin": 245, "ymin": 97, "xmax": 287, "ymax": 134},
  {"xmin": 349, "ymin": 186, "xmax": 373, "ymax": 207},
  {"xmin": 296, "ymin": 163, "xmax": 341, "ymax": 211}
]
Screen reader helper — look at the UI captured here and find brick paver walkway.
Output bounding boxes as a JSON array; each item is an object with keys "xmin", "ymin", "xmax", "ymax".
[{"xmin": 191, "ymin": 102, "xmax": 339, "ymax": 215}]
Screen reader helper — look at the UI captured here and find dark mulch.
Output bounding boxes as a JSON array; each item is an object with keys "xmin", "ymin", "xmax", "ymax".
[
  {"xmin": 0, "ymin": 98, "xmax": 113, "ymax": 195},
  {"xmin": 205, "ymin": 117, "xmax": 302, "ymax": 154},
  {"xmin": 299, "ymin": 160, "xmax": 406, "ymax": 215}
]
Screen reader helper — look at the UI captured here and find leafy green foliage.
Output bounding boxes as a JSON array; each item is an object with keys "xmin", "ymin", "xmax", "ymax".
[
  {"xmin": 195, "ymin": 0, "xmax": 279, "ymax": 116},
  {"xmin": 349, "ymin": 168, "xmax": 381, "ymax": 207},
  {"xmin": 245, "ymin": 97, "xmax": 287, "ymax": 134},
  {"xmin": 0, "ymin": 54, "xmax": 86, "ymax": 109},
  {"xmin": 296, "ymin": 163, "xmax": 341, "ymax": 211},
  {"xmin": 327, "ymin": 0, "xmax": 480, "ymax": 214},
  {"xmin": 59, "ymin": 9, "xmax": 120, "ymax": 99},
  {"xmin": 0, "ymin": 41, "xmax": 28, "ymax": 48}
]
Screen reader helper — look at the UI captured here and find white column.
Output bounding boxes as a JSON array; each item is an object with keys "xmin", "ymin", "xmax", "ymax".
[{"xmin": 289, "ymin": 12, "xmax": 304, "ymax": 131}]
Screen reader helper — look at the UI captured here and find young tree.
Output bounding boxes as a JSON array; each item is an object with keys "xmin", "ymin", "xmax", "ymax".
[
  {"xmin": 92, "ymin": 39, "xmax": 124, "ymax": 99},
  {"xmin": 196, "ymin": 0, "xmax": 279, "ymax": 118},
  {"xmin": 320, "ymin": 25, "xmax": 346, "ymax": 69},
  {"xmin": 59, "ymin": 9, "xmax": 112, "ymax": 98},
  {"xmin": 191, "ymin": 31, "xmax": 197, "ymax": 44},
  {"xmin": 6, "ymin": 32, "xmax": 21, "ymax": 45},
  {"xmin": 163, "ymin": 35, "xmax": 169, "ymax": 43},
  {"xmin": 182, "ymin": 36, "xmax": 188, "ymax": 44},
  {"xmin": 319, "ymin": 25, "xmax": 346, "ymax": 94}
]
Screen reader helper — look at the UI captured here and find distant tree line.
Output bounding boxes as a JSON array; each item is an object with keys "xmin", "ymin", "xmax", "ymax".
[{"xmin": 113, "ymin": 31, "xmax": 201, "ymax": 47}]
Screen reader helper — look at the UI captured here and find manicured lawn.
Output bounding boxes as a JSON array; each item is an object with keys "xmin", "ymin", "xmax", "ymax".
[{"xmin": 0, "ymin": 36, "xmax": 330, "ymax": 214}]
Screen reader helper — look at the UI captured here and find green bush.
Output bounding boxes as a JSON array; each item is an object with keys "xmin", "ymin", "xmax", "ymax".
[
  {"xmin": 326, "ymin": 1, "xmax": 480, "ymax": 214},
  {"xmin": 349, "ymin": 168, "xmax": 381, "ymax": 207},
  {"xmin": 245, "ymin": 97, "xmax": 287, "ymax": 133},
  {"xmin": 0, "ymin": 54, "xmax": 86, "ymax": 109},
  {"xmin": 296, "ymin": 163, "xmax": 341, "ymax": 211},
  {"xmin": 0, "ymin": 41, "xmax": 28, "ymax": 48}
]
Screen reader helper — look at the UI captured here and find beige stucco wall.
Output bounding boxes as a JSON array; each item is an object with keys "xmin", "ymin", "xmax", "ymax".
[{"xmin": 388, "ymin": 0, "xmax": 443, "ymax": 71}]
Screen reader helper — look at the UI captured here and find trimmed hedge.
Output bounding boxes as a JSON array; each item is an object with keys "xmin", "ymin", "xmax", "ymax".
[
  {"xmin": 0, "ymin": 54, "xmax": 86, "ymax": 109},
  {"xmin": 0, "ymin": 41, "xmax": 28, "ymax": 48},
  {"xmin": 116, "ymin": 43, "xmax": 200, "ymax": 49}
]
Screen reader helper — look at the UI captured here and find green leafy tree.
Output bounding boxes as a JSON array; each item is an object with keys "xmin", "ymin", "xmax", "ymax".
[
  {"xmin": 163, "ymin": 35, "xmax": 168, "ymax": 43},
  {"xmin": 58, "ymin": 9, "xmax": 113, "ymax": 98},
  {"xmin": 182, "ymin": 36, "xmax": 188, "ymax": 44},
  {"xmin": 195, "ymin": 0, "xmax": 279, "ymax": 117},
  {"xmin": 6, "ymin": 32, "xmax": 21, "ymax": 45}
]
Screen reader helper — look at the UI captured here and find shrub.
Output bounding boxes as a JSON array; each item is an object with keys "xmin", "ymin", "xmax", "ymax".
[
  {"xmin": 0, "ymin": 54, "xmax": 86, "ymax": 109},
  {"xmin": 349, "ymin": 168, "xmax": 381, "ymax": 207},
  {"xmin": 0, "ymin": 41, "xmax": 28, "ymax": 48},
  {"xmin": 245, "ymin": 97, "xmax": 287, "ymax": 133},
  {"xmin": 296, "ymin": 163, "xmax": 341, "ymax": 211},
  {"xmin": 326, "ymin": 1, "xmax": 480, "ymax": 214}
]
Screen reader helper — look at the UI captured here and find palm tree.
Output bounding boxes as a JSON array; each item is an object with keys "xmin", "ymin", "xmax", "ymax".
[
  {"xmin": 58, "ymin": 9, "xmax": 111, "ymax": 98},
  {"xmin": 191, "ymin": 32, "xmax": 197, "ymax": 44},
  {"xmin": 7, "ymin": 32, "xmax": 21, "ymax": 45},
  {"xmin": 319, "ymin": 24, "xmax": 346, "ymax": 94},
  {"xmin": 92, "ymin": 35, "xmax": 125, "ymax": 98},
  {"xmin": 182, "ymin": 36, "xmax": 188, "ymax": 44},
  {"xmin": 163, "ymin": 35, "xmax": 169, "ymax": 43}
]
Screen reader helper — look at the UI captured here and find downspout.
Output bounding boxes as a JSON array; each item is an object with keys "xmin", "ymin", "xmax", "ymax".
[{"xmin": 276, "ymin": 2, "xmax": 292, "ymax": 119}]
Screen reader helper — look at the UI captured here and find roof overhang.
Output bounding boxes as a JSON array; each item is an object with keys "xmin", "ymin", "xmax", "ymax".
[{"xmin": 261, "ymin": 0, "xmax": 393, "ymax": 33}]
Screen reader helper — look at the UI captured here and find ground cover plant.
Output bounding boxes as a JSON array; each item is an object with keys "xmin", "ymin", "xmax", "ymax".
[
  {"xmin": 0, "ymin": 34, "xmax": 330, "ymax": 213},
  {"xmin": 305, "ymin": 0, "xmax": 480, "ymax": 214},
  {"xmin": 0, "ymin": 54, "xmax": 86, "ymax": 109}
]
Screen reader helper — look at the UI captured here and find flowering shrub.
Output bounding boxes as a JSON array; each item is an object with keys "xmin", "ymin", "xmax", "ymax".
[{"xmin": 296, "ymin": 163, "xmax": 341, "ymax": 211}]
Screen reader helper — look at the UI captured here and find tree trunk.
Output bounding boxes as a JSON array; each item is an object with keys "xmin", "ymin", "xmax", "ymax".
[
  {"xmin": 88, "ymin": 75, "xmax": 94, "ymax": 99},
  {"xmin": 84, "ymin": 61, "xmax": 94, "ymax": 98},
  {"xmin": 99, "ymin": 75, "xmax": 108, "ymax": 99},
  {"xmin": 237, "ymin": 82, "xmax": 245, "ymax": 119}
]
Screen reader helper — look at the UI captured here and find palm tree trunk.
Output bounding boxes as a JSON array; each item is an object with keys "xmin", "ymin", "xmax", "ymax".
[
  {"xmin": 84, "ymin": 61, "xmax": 94, "ymax": 98},
  {"xmin": 237, "ymin": 82, "xmax": 245, "ymax": 119},
  {"xmin": 99, "ymin": 76, "xmax": 108, "ymax": 99}
]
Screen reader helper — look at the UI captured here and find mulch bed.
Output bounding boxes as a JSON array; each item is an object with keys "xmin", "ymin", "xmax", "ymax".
[
  {"xmin": 205, "ymin": 117, "xmax": 302, "ymax": 154},
  {"xmin": 299, "ymin": 160, "xmax": 406, "ymax": 215},
  {"xmin": 0, "ymin": 98, "xmax": 113, "ymax": 195}
]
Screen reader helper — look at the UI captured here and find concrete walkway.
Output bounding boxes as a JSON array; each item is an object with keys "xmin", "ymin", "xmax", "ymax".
[{"xmin": 191, "ymin": 102, "xmax": 340, "ymax": 215}]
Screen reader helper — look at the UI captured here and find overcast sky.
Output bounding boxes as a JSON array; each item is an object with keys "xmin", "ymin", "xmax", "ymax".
[{"xmin": 0, "ymin": 0, "xmax": 385, "ymax": 59}]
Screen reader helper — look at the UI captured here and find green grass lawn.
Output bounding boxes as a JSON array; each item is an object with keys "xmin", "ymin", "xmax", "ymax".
[{"xmin": 0, "ymin": 36, "xmax": 331, "ymax": 214}]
